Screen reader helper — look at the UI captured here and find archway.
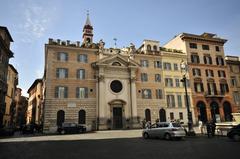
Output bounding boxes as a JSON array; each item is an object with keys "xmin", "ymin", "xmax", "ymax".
[
  {"xmin": 159, "ymin": 109, "xmax": 166, "ymax": 122},
  {"xmin": 145, "ymin": 109, "xmax": 151, "ymax": 122},
  {"xmin": 210, "ymin": 101, "xmax": 220, "ymax": 122},
  {"xmin": 197, "ymin": 101, "xmax": 207, "ymax": 123},
  {"xmin": 57, "ymin": 110, "xmax": 65, "ymax": 126},
  {"xmin": 223, "ymin": 101, "xmax": 232, "ymax": 121},
  {"xmin": 78, "ymin": 109, "xmax": 86, "ymax": 124}
]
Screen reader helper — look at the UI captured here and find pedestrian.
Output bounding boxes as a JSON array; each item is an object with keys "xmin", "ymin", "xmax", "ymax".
[
  {"xmin": 198, "ymin": 120, "xmax": 204, "ymax": 135},
  {"xmin": 211, "ymin": 120, "xmax": 216, "ymax": 137},
  {"xmin": 206, "ymin": 121, "xmax": 212, "ymax": 138}
]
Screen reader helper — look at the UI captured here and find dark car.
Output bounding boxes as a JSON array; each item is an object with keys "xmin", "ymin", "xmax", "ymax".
[
  {"xmin": 22, "ymin": 124, "xmax": 34, "ymax": 134},
  {"xmin": 0, "ymin": 126, "xmax": 15, "ymax": 136},
  {"xmin": 57, "ymin": 123, "xmax": 86, "ymax": 134},
  {"xmin": 227, "ymin": 124, "xmax": 240, "ymax": 141}
]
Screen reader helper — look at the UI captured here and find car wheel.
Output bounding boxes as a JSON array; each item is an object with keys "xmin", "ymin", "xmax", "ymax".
[
  {"xmin": 61, "ymin": 130, "xmax": 65, "ymax": 135},
  {"xmin": 233, "ymin": 134, "xmax": 240, "ymax": 141},
  {"xmin": 164, "ymin": 133, "xmax": 171, "ymax": 140},
  {"xmin": 143, "ymin": 133, "xmax": 149, "ymax": 139}
]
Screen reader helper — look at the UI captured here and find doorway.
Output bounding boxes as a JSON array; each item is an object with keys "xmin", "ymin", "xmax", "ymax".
[{"xmin": 113, "ymin": 107, "xmax": 123, "ymax": 129}]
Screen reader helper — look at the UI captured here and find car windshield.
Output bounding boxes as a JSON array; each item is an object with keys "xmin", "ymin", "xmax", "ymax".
[{"xmin": 172, "ymin": 123, "xmax": 181, "ymax": 127}]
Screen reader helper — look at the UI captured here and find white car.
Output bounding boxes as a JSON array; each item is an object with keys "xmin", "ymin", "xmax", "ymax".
[{"xmin": 142, "ymin": 122, "xmax": 186, "ymax": 140}]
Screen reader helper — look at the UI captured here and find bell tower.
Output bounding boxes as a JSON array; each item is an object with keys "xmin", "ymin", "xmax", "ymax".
[{"xmin": 82, "ymin": 11, "xmax": 93, "ymax": 44}]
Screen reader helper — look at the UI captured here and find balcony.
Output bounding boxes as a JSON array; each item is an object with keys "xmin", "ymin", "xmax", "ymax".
[{"xmin": 204, "ymin": 91, "xmax": 226, "ymax": 98}]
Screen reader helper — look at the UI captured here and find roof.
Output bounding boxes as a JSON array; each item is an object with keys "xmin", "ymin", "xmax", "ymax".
[
  {"xmin": 0, "ymin": 26, "xmax": 13, "ymax": 42},
  {"xmin": 27, "ymin": 79, "xmax": 43, "ymax": 93},
  {"xmin": 85, "ymin": 13, "xmax": 92, "ymax": 26},
  {"xmin": 8, "ymin": 64, "xmax": 18, "ymax": 74}
]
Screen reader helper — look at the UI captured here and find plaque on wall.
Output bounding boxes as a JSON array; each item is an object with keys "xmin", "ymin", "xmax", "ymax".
[{"xmin": 67, "ymin": 102, "xmax": 76, "ymax": 108}]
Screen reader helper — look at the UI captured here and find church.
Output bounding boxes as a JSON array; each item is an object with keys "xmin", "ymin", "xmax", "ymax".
[{"xmin": 44, "ymin": 14, "xmax": 237, "ymax": 133}]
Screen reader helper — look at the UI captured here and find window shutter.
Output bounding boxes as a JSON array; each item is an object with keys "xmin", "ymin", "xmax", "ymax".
[
  {"xmin": 213, "ymin": 83, "xmax": 217, "ymax": 95},
  {"xmin": 83, "ymin": 70, "xmax": 86, "ymax": 79},
  {"xmin": 77, "ymin": 70, "xmax": 79, "ymax": 79},
  {"xmin": 209, "ymin": 57, "xmax": 212, "ymax": 64},
  {"xmin": 194, "ymin": 83, "xmax": 197, "ymax": 92},
  {"xmin": 207, "ymin": 83, "xmax": 210, "ymax": 95},
  {"xmin": 85, "ymin": 88, "xmax": 88, "ymax": 98},
  {"xmin": 191, "ymin": 55, "xmax": 194, "ymax": 63},
  {"xmin": 156, "ymin": 90, "xmax": 158, "ymax": 99},
  {"xmin": 64, "ymin": 87, "xmax": 68, "ymax": 98},
  {"xmin": 223, "ymin": 71, "xmax": 226, "ymax": 77},
  {"xmin": 218, "ymin": 71, "xmax": 220, "ymax": 77},
  {"xmin": 206, "ymin": 70, "xmax": 208, "ymax": 77},
  {"xmin": 159, "ymin": 89, "xmax": 162, "ymax": 99},
  {"xmin": 204, "ymin": 56, "xmax": 207, "ymax": 64},
  {"xmin": 146, "ymin": 60, "xmax": 149, "ymax": 67},
  {"xmin": 216, "ymin": 57, "xmax": 219, "ymax": 65},
  {"xmin": 154, "ymin": 61, "xmax": 156, "ymax": 68},
  {"xmin": 197, "ymin": 56, "xmax": 200, "ymax": 63},
  {"xmin": 65, "ymin": 53, "xmax": 68, "ymax": 61},
  {"xmin": 57, "ymin": 53, "xmax": 60, "ymax": 61},
  {"xmin": 66, "ymin": 69, "xmax": 68, "ymax": 78},
  {"xmin": 226, "ymin": 84, "xmax": 229, "ymax": 92},
  {"xmin": 201, "ymin": 83, "xmax": 204, "ymax": 92},
  {"xmin": 76, "ymin": 87, "xmax": 79, "ymax": 98},
  {"xmin": 55, "ymin": 87, "xmax": 58, "ymax": 98},
  {"xmin": 85, "ymin": 55, "xmax": 88, "ymax": 63},
  {"xmin": 56, "ymin": 68, "xmax": 59, "ymax": 78},
  {"xmin": 211, "ymin": 70, "xmax": 214, "ymax": 77},
  {"xmin": 149, "ymin": 90, "xmax": 152, "ymax": 98},
  {"xmin": 193, "ymin": 69, "xmax": 196, "ymax": 76},
  {"xmin": 199, "ymin": 69, "xmax": 201, "ymax": 76},
  {"xmin": 221, "ymin": 58, "xmax": 224, "ymax": 66}
]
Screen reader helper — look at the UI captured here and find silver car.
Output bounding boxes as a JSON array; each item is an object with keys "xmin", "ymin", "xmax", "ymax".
[{"xmin": 142, "ymin": 122, "xmax": 186, "ymax": 140}]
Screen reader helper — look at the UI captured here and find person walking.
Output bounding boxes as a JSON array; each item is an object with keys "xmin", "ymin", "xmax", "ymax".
[
  {"xmin": 206, "ymin": 121, "xmax": 212, "ymax": 138},
  {"xmin": 198, "ymin": 120, "xmax": 204, "ymax": 135}
]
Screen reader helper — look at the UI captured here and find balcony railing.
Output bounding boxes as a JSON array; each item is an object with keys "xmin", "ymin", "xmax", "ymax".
[{"xmin": 204, "ymin": 91, "xmax": 228, "ymax": 97}]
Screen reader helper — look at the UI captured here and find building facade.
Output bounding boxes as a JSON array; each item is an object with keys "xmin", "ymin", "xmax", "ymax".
[
  {"xmin": 27, "ymin": 79, "xmax": 44, "ymax": 125},
  {"xmin": 0, "ymin": 26, "xmax": 14, "ymax": 128},
  {"xmin": 165, "ymin": 33, "xmax": 236, "ymax": 123},
  {"xmin": 43, "ymin": 15, "xmax": 196, "ymax": 133},
  {"xmin": 225, "ymin": 56, "xmax": 240, "ymax": 112},
  {"xmin": 3, "ymin": 64, "xmax": 18, "ymax": 127}
]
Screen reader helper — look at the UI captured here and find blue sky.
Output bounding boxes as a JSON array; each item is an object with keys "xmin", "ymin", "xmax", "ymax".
[{"xmin": 0, "ymin": 0, "xmax": 240, "ymax": 96}]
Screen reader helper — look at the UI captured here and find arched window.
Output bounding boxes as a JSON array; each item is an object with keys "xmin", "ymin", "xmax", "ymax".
[
  {"xmin": 145, "ymin": 109, "xmax": 151, "ymax": 122},
  {"xmin": 210, "ymin": 101, "xmax": 219, "ymax": 122},
  {"xmin": 79, "ymin": 109, "xmax": 86, "ymax": 124},
  {"xmin": 57, "ymin": 110, "xmax": 65, "ymax": 126},
  {"xmin": 159, "ymin": 109, "xmax": 166, "ymax": 122},
  {"xmin": 112, "ymin": 62, "xmax": 121, "ymax": 66},
  {"xmin": 197, "ymin": 101, "xmax": 207, "ymax": 122},
  {"xmin": 147, "ymin": 45, "xmax": 151, "ymax": 51},
  {"xmin": 153, "ymin": 45, "xmax": 157, "ymax": 51}
]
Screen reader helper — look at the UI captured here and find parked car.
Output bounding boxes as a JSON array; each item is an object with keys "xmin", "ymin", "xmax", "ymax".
[
  {"xmin": 227, "ymin": 124, "xmax": 240, "ymax": 141},
  {"xmin": 57, "ymin": 123, "xmax": 86, "ymax": 134},
  {"xmin": 142, "ymin": 122, "xmax": 186, "ymax": 140},
  {"xmin": 0, "ymin": 126, "xmax": 15, "ymax": 136},
  {"xmin": 22, "ymin": 124, "xmax": 34, "ymax": 134}
]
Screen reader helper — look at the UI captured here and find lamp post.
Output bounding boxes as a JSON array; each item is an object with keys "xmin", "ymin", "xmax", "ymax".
[{"xmin": 180, "ymin": 60, "xmax": 195, "ymax": 136}]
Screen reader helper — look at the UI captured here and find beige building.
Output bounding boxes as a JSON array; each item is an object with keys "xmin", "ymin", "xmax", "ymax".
[
  {"xmin": 0, "ymin": 26, "xmax": 14, "ymax": 128},
  {"xmin": 3, "ymin": 64, "xmax": 18, "ymax": 126},
  {"xmin": 165, "ymin": 33, "xmax": 236, "ymax": 123},
  {"xmin": 225, "ymin": 56, "xmax": 240, "ymax": 112},
  {"xmin": 43, "ymin": 15, "xmax": 197, "ymax": 133},
  {"xmin": 27, "ymin": 79, "xmax": 44, "ymax": 125}
]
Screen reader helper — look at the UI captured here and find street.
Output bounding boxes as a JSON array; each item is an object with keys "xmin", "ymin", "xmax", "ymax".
[{"xmin": 0, "ymin": 130, "xmax": 239, "ymax": 159}]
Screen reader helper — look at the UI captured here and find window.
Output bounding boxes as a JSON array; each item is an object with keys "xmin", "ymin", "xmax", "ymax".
[
  {"xmin": 177, "ymin": 95, "xmax": 182, "ymax": 107},
  {"xmin": 207, "ymin": 83, "xmax": 217, "ymax": 95},
  {"xmin": 206, "ymin": 69, "xmax": 214, "ymax": 77},
  {"xmin": 57, "ymin": 52, "xmax": 68, "ymax": 61},
  {"xmin": 174, "ymin": 64, "xmax": 178, "ymax": 70},
  {"xmin": 231, "ymin": 77, "xmax": 237, "ymax": 87},
  {"xmin": 76, "ymin": 87, "xmax": 88, "ymax": 98},
  {"xmin": 184, "ymin": 95, "xmax": 190, "ymax": 107},
  {"xmin": 191, "ymin": 54, "xmax": 200, "ymax": 63},
  {"xmin": 78, "ymin": 54, "xmax": 88, "ymax": 63},
  {"xmin": 142, "ymin": 89, "xmax": 152, "ymax": 99},
  {"xmin": 57, "ymin": 110, "xmax": 65, "ymax": 126},
  {"xmin": 110, "ymin": 80, "xmax": 123, "ymax": 93},
  {"xmin": 140, "ymin": 60, "xmax": 149, "ymax": 67},
  {"xmin": 220, "ymin": 83, "xmax": 229, "ymax": 95},
  {"xmin": 189, "ymin": 43, "xmax": 197, "ymax": 49},
  {"xmin": 154, "ymin": 61, "xmax": 162, "ymax": 68},
  {"xmin": 204, "ymin": 55, "xmax": 212, "ymax": 64},
  {"xmin": 55, "ymin": 86, "xmax": 68, "ymax": 98},
  {"xmin": 233, "ymin": 92, "xmax": 240, "ymax": 105},
  {"xmin": 170, "ymin": 112, "xmax": 174, "ymax": 120},
  {"xmin": 179, "ymin": 112, "xmax": 183, "ymax": 120},
  {"xmin": 155, "ymin": 74, "xmax": 161, "ymax": 82},
  {"xmin": 77, "ymin": 69, "xmax": 85, "ymax": 79},
  {"xmin": 78, "ymin": 110, "xmax": 86, "ymax": 124},
  {"xmin": 163, "ymin": 62, "xmax": 171, "ymax": 70},
  {"xmin": 165, "ymin": 78, "xmax": 173, "ymax": 87},
  {"xmin": 153, "ymin": 45, "xmax": 158, "ymax": 51},
  {"xmin": 141, "ymin": 73, "xmax": 148, "ymax": 82},
  {"xmin": 56, "ymin": 68, "xmax": 68, "ymax": 78},
  {"xmin": 156, "ymin": 89, "xmax": 163, "ymax": 99},
  {"xmin": 202, "ymin": 45, "xmax": 209, "ymax": 50},
  {"xmin": 192, "ymin": 68, "xmax": 201, "ymax": 76},
  {"xmin": 147, "ymin": 45, "xmax": 151, "ymax": 51},
  {"xmin": 216, "ymin": 56, "xmax": 224, "ymax": 66},
  {"xmin": 218, "ymin": 70, "xmax": 226, "ymax": 78},
  {"xmin": 175, "ymin": 79, "xmax": 180, "ymax": 87},
  {"xmin": 166, "ymin": 95, "xmax": 175, "ymax": 107},
  {"xmin": 215, "ymin": 46, "xmax": 220, "ymax": 52},
  {"xmin": 183, "ymin": 79, "xmax": 190, "ymax": 88},
  {"xmin": 194, "ymin": 82, "xmax": 204, "ymax": 92}
]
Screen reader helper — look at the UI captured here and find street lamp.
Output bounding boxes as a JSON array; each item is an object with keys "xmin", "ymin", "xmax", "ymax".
[{"xmin": 180, "ymin": 60, "xmax": 196, "ymax": 136}]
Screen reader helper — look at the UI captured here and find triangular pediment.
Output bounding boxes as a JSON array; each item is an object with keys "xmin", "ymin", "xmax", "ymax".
[{"xmin": 94, "ymin": 54, "xmax": 139, "ymax": 67}]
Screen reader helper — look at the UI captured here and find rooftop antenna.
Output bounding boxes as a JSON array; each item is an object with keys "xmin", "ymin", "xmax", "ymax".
[{"xmin": 113, "ymin": 38, "xmax": 117, "ymax": 48}]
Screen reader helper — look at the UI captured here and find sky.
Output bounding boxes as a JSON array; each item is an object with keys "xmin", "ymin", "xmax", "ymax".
[{"xmin": 0, "ymin": 0, "xmax": 240, "ymax": 96}]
